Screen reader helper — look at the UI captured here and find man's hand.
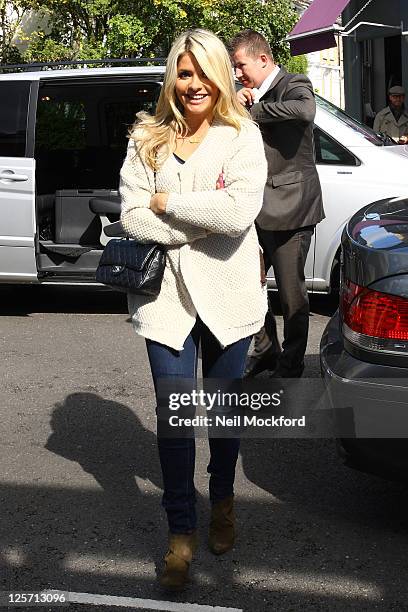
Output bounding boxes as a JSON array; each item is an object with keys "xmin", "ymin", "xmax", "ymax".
[
  {"xmin": 398, "ymin": 135, "xmax": 408, "ymax": 145},
  {"xmin": 150, "ymin": 192, "xmax": 168, "ymax": 215},
  {"xmin": 237, "ymin": 87, "xmax": 255, "ymax": 109}
]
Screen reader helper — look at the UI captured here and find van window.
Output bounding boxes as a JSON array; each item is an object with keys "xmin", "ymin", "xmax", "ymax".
[
  {"xmin": 0, "ymin": 81, "xmax": 30, "ymax": 157},
  {"xmin": 314, "ymin": 127, "xmax": 359, "ymax": 166},
  {"xmin": 35, "ymin": 80, "xmax": 160, "ymax": 195}
]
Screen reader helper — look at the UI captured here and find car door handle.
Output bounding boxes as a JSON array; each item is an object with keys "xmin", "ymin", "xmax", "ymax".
[{"xmin": 0, "ymin": 171, "xmax": 29, "ymax": 182}]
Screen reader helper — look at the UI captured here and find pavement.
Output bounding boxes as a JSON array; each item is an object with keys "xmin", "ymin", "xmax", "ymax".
[{"xmin": 0, "ymin": 286, "xmax": 407, "ymax": 612}]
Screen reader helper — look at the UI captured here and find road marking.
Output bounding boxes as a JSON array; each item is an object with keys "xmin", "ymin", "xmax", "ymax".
[{"xmin": 46, "ymin": 590, "xmax": 243, "ymax": 612}]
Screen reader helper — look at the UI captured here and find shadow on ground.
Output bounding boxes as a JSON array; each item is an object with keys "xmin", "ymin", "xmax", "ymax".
[
  {"xmin": 0, "ymin": 285, "xmax": 128, "ymax": 316},
  {"xmin": 0, "ymin": 285, "xmax": 338, "ymax": 318},
  {"xmin": 1, "ymin": 391, "xmax": 407, "ymax": 611}
]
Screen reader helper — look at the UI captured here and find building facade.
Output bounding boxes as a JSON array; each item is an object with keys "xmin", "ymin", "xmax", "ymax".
[{"xmin": 342, "ymin": 0, "xmax": 408, "ymax": 124}]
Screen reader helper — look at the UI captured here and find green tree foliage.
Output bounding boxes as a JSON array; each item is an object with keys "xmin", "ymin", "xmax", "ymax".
[
  {"xmin": 3, "ymin": 0, "xmax": 302, "ymax": 68},
  {"xmin": 22, "ymin": 0, "xmax": 194, "ymax": 60},
  {"xmin": 203, "ymin": 0, "xmax": 297, "ymax": 65},
  {"xmin": 0, "ymin": 0, "xmax": 27, "ymax": 63},
  {"xmin": 286, "ymin": 53, "xmax": 308, "ymax": 75}
]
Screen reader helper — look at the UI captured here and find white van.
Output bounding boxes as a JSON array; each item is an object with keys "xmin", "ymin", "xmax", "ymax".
[
  {"xmin": 0, "ymin": 65, "xmax": 163, "ymax": 284},
  {"xmin": 1, "ymin": 63, "xmax": 408, "ymax": 291}
]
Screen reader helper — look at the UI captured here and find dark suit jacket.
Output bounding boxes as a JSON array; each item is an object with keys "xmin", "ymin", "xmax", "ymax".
[{"xmin": 250, "ymin": 67, "xmax": 325, "ymax": 231}]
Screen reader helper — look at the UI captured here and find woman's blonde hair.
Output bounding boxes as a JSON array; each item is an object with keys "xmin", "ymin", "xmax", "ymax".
[{"xmin": 131, "ymin": 28, "xmax": 251, "ymax": 170}]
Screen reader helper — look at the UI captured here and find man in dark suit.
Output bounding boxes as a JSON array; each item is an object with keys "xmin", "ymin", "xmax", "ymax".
[{"xmin": 229, "ymin": 30, "xmax": 325, "ymax": 378}]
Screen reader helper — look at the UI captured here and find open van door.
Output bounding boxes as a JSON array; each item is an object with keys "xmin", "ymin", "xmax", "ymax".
[{"xmin": 0, "ymin": 80, "xmax": 37, "ymax": 282}]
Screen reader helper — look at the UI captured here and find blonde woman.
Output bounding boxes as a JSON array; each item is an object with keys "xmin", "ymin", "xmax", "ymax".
[{"xmin": 120, "ymin": 28, "xmax": 267, "ymax": 590}]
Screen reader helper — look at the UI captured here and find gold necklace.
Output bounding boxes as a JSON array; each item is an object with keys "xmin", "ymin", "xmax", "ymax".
[
  {"xmin": 177, "ymin": 124, "xmax": 211, "ymax": 145},
  {"xmin": 177, "ymin": 134, "xmax": 203, "ymax": 144}
]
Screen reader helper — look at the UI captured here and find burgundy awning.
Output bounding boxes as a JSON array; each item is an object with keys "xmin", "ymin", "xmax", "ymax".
[{"xmin": 288, "ymin": 0, "xmax": 352, "ymax": 56}]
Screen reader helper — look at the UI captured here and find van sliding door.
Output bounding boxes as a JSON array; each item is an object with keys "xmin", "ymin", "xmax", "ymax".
[{"xmin": 0, "ymin": 81, "xmax": 37, "ymax": 281}]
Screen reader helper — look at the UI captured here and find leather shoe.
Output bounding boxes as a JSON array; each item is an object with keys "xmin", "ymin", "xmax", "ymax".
[
  {"xmin": 244, "ymin": 347, "xmax": 281, "ymax": 378},
  {"xmin": 160, "ymin": 531, "xmax": 198, "ymax": 591}
]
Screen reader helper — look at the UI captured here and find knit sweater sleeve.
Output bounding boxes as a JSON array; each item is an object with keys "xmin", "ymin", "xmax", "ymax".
[
  {"xmin": 165, "ymin": 124, "xmax": 267, "ymax": 236},
  {"xmin": 120, "ymin": 139, "xmax": 208, "ymax": 245}
]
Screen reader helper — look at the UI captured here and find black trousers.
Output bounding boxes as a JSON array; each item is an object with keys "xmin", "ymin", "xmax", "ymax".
[{"xmin": 257, "ymin": 225, "xmax": 314, "ymax": 373}]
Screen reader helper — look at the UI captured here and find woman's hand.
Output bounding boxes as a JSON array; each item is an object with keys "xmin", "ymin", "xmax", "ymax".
[{"xmin": 150, "ymin": 193, "xmax": 169, "ymax": 215}]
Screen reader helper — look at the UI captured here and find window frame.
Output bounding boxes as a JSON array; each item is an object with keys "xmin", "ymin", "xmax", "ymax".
[{"xmin": 26, "ymin": 80, "xmax": 39, "ymax": 157}]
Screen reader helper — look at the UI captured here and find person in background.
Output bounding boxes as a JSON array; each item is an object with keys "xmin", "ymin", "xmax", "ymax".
[
  {"xmin": 120, "ymin": 29, "xmax": 267, "ymax": 591},
  {"xmin": 229, "ymin": 29, "xmax": 324, "ymax": 379},
  {"xmin": 373, "ymin": 85, "xmax": 408, "ymax": 144}
]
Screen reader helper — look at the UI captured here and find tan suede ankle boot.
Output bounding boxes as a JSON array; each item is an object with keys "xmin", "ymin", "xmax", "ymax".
[
  {"xmin": 160, "ymin": 531, "xmax": 198, "ymax": 591},
  {"xmin": 209, "ymin": 495, "xmax": 235, "ymax": 555}
]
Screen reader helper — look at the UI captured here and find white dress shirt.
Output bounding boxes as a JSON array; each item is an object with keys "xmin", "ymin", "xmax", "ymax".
[{"xmin": 252, "ymin": 65, "xmax": 281, "ymax": 103}]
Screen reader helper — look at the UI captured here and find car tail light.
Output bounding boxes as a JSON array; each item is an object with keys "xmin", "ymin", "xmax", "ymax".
[{"xmin": 341, "ymin": 279, "xmax": 408, "ymax": 354}]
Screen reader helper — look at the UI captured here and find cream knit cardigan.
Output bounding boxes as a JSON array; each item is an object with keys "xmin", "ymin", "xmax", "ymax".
[{"xmin": 119, "ymin": 119, "xmax": 268, "ymax": 351}]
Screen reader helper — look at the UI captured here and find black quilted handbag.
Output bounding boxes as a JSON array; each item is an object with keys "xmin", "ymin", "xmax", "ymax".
[{"xmin": 95, "ymin": 238, "xmax": 166, "ymax": 296}]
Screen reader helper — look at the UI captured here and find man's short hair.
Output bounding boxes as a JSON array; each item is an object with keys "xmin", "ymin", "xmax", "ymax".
[{"xmin": 228, "ymin": 29, "xmax": 273, "ymax": 61}]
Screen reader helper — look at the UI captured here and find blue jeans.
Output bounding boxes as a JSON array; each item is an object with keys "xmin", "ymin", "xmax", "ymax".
[{"xmin": 146, "ymin": 318, "xmax": 251, "ymax": 534}]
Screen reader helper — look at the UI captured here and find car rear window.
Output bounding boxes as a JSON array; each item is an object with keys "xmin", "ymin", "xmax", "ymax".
[
  {"xmin": 0, "ymin": 81, "xmax": 31, "ymax": 157},
  {"xmin": 350, "ymin": 198, "xmax": 408, "ymax": 249}
]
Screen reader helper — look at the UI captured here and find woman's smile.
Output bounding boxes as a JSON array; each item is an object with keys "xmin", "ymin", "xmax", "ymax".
[{"xmin": 186, "ymin": 93, "xmax": 209, "ymax": 104}]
